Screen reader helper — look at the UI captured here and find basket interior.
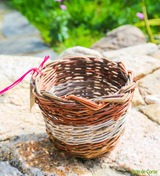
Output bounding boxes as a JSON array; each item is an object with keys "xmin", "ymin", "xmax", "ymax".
[{"xmin": 40, "ymin": 57, "xmax": 128, "ymax": 99}]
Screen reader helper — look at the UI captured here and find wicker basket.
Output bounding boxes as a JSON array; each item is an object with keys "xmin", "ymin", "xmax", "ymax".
[{"xmin": 31, "ymin": 55, "xmax": 137, "ymax": 159}]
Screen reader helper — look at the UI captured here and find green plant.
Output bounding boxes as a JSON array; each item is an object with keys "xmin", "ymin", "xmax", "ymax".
[
  {"xmin": 9, "ymin": 0, "xmax": 70, "ymax": 44},
  {"xmin": 9, "ymin": 0, "xmax": 160, "ymax": 52},
  {"xmin": 135, "ymin": 0, "xmax": 160, "ymax": 44}
]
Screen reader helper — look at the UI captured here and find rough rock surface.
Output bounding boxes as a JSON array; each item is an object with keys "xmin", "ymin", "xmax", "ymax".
[
  {"xmin": 58, "ymin": 46, "xmax": 103, "ymax": 58},
  {"xmin": 1, "ymin": 47, "xmax": 160, "ymax": 175},
  {"xmin": 132, "ymin": 88, "xmax": 145, "ymax": 107},
  {"xmin": 104, "ymin": 109, "xmax": 160, "ymax": 174},
  {"xmin": 59, "ymin": 44, "xmax": 160, "ymax": 81},
  {"xmin": 145, "ymin": 94, "xmax": 160, "ymax": 105},
  {"xmin": 0, "ymin": 55, "xmax": 46, "ymax": 142},
  {"xmin": 0, "ymin": 161, "xmax": 23, "ymax": 176},
  {"xmin": 106, "ymin": 53, "xmax": 160, "ymax": 80},
  {"xmin": 151, "ymin": 44, "xmax": 160, "ymax": 59},
  {"xmin": 151, "ymin": 50, "xmax": 160, "ymax": 59},
  {"xmin": 102, "ymin": 43, "xmax": 158, "ymax": 58},
  {"xmin": 91, "ymin": 25, "xmax": 146, "ymax": 52},
  {"xmin": 140, "ymin": 104, "xmax": 160, "ymax": 125},
  {"xmin": 139, "ymin": 69, "xmax": 160, "ymax": 98},
  {"xmin": 35, "ymin": 49, "xmax": 57, "ymax": 60}
]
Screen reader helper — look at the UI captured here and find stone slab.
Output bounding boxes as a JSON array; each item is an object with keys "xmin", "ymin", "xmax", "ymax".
[
  {"xmin": 91, "ymin": 25, "xmax": 146, "ymax": 52},
  {"xmin": 34, "ymin": 49, "xmax": 57, "ymax": 60},
  {"xmin": 140, "ymin": 104, "xmax": 160, "ymax": 125},
  {"xmin": 0, "ymin": 55, "xmax": 50, "ymax": 141},
  {"xmin": 0, "ymin": 161, "xmax": 23, "ymax": 176},
  {"xmin": 2, "ymin": 11, "xmax": 39, "ymax": 37},
  {"xmin": 0, "ymin": 99, "xmax": 46, "ymax": 141},
  {"xmin": 58, "ymin": 46, "xmax": 103, "ymax": 58},
  {"xmin": 0, "ymin": 36, "xmax": 48, "ymax": 55},
  {"xmin": 145, "ymin": 94, "xmax": 160, "ymax": 104},
  {"xmin": 59, "ymin": 45, "xmax": 160, "ymax": 80},
  {"xmin": 132, "ymin": 87, "xmax": 145, "ymax": 107},
  {"xmin": 102, "ymin": 109, "xmax": 160, "ymax": 175},
  {"xmin": 0, "ymin": 135, "xmax": 129, "ymax": 176},
  {"xmin": 139, "ymin": 69, "xmax": 160, "ymax": 96},
  {"xmin": 0, "ymin": 55, "xmax": 49, "ymax": 85},
  {"xmin": 106, "ymin": 54, "xmax": 160, "ymax": 80},
  {"xmin": 151, "ymin": 49, "xmax": 160, "ymax": 59},
  {"xmin": 2, "ymin": 109, "xmax": 159, "ymax": 176},
  {"xmin": 103, "ymin": 43, "xmax": 158, "ymax": 58}
]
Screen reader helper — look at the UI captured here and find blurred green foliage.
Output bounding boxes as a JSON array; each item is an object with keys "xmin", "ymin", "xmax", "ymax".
[{"xmin": 9, "ymin": 0, "xmax": 160, "ymax": 52}]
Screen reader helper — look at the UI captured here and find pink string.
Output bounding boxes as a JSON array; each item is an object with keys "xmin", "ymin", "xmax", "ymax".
[{"xmin": 0, "ymin": 55, "xmax": 50, "ymax": 95}]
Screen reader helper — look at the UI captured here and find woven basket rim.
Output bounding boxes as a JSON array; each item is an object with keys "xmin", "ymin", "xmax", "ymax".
[{"xmin": 32, "ymin": 55, "xmax": 137, "ymax": 105}]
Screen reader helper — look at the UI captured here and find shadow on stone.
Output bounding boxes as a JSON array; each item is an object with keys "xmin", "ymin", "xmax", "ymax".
[{"xmin": 9, "ymin": 133, "xmax": 103, "ymax": 175}]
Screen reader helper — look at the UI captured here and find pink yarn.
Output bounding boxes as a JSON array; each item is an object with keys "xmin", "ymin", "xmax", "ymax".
[{"xmin": 0, "ymin": 55, "xmax": 50, "ymax": 95}]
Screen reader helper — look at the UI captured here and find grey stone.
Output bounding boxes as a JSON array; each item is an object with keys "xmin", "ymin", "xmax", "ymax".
[
  {"xmin": 102, "ymin": 109, "xmax": 160, "ymax": 174},
  {"xmin": 140, "ymin": 104, "xmax": 160, "ymax": 125},
  {"xmin": 145, "ymin": 94, "xmax": 160, "ymax": 104},
  {"xmin": 58, "ymin": 46, "xmax": 103, "ymax": 58},
  {"xmin": 34, "ymin": 49, "xmax": 57, "ymax": 60},
  {"xmin": 0, "ymin": 161, "xmax": 23, "ymax": 176},
  {"xmin": 103, "ymin": 43, "xmax": 159, "ymax": 58},
  {"xmin": 0, "ymin": 55, "xmax": 50, "ymax": 84},
  {"xmin": 91, "ymin": 25, "xmax": 146, "ymax": 52},
  {"xmin": 132, "ymin": 87, "xmax": 145, "ymax": 107},
  {"xmin": 0, "ymin": 100, "xmax": 46, "ymax": 142},
  {"xmin": 139, "ymin": 69, "xmax": 160, "ymax": 96},
  {"xmin": 0, "ymin": 55, "xmax": 49, "ymax": 141},
  {"xmin": 2, "ymin": 11, "xmax": 39, "ymax": 37},
  {"xmin": 7, "ymin": 138, "xmax": 130, "ymax": 176},
  {"xmin": 151, "ymin": 49, "xmax": 160, "ymax": 59},
  {"xmin": 105, "ymin": 54, "xmax": 160, "ymax": 80},
  {"xmin": 0, "ymin": 36, "xmax": 48, "ymax": 55},
  {"xmin": 2, "ymin": 110, "xmax": 160, "ymax": 176}
]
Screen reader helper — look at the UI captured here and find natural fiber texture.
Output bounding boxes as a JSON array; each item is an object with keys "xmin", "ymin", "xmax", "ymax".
[{"xmin": 31, "ymin": 55, "xmax": 137, "ymax": 158}]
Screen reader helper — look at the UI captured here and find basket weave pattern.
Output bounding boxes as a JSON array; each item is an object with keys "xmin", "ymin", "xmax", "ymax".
[{"xmin": 32, "ymin": 55, "xmax": 136, "ymax": 158}]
